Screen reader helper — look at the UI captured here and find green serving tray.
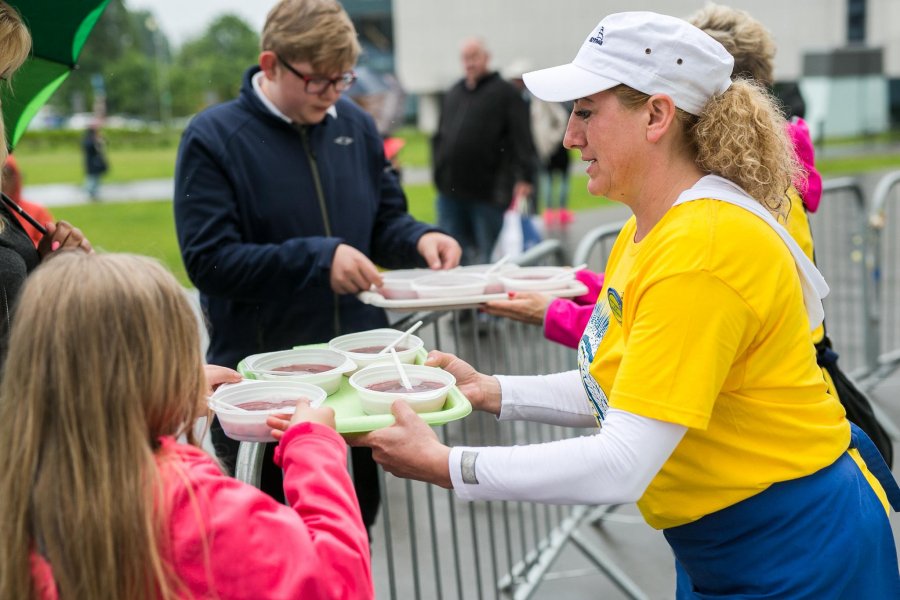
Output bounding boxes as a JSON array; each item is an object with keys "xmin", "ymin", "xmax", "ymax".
[{"xmin": 237, "ymin": 344, "xmax": 472, "ymax": 433}]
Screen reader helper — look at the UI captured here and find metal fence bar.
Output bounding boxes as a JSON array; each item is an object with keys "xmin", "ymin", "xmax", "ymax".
[
  {"xmin": 866, "ymin": 169, "xmax": 900, "ymax": 385},
  {"xmin": 809, "ymin": 178, "xmax": 873, "ymax": 377}
]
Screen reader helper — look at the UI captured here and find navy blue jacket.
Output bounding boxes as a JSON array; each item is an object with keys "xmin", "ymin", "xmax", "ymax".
[{"xmin": 175, "ymin": 67, "xmax": 435, "ymax": 368}]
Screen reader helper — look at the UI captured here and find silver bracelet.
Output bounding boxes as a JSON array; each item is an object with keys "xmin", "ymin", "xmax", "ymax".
[{"xmin": 460, "ymin": 450, "xmax": 480, "ymax": 485}]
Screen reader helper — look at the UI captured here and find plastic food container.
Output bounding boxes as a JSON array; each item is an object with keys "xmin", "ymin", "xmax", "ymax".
[
  {"xmin": 499, "ymin": 266, "xmax": 575, "ymax": 292},
  {"xmin": 208, "ymin": 380, "xmax": 327, "ymax": 442},
  {"xmin": 328, "ymin": 328, "xmax": 425, "ymax": 373},
  {"xmin": 410, "ymin": 273, "xmax": 487, "ymax": 299},
  {"xmin": 455, "ymin": 263, "xmax": 521, "ymax": 294},
  {"xmin": 348, "ymin": 364, "xmax": 456, "ymax": 415},
  {"xmin": 377, "ymin": 268, "xmax": 432, "ymax": 299},
  {"xmin": 243, "ymin": 348, "xmax": 356, "ymax": 395}
]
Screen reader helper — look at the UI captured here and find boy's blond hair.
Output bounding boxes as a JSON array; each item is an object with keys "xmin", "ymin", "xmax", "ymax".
[{"xmin": 262, "ymin": 0, "xmax": 360, "ymax": 73}]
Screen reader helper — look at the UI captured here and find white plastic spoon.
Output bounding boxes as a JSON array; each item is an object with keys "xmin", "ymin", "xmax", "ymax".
[
  {"xmin": 390, "ymin": 348, "xmax": 414, "ymax": 391},
  {"xmin": 484, "ymin": 253, "xmax": 512, "ymax": 276},
  {"xmin": 549, "ymin": 263, "xmax": 587, "ymax": 281},
  {"xmin": 378, "ymin": 320, "xmax": 424, "ymax": 355}
]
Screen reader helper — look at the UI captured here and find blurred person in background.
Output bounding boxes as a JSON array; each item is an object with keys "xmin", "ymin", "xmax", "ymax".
[
  {"xmin": 2, "ymin": 155, "xmax": 53, "ymax": 246},
  {"xmin": 81, "ymin": 122, "xmax": 108, "ymax": 202},
  {"xmin": 174, "ymin": 0, "xmax": 460, "ymax": 534},
  {"xmin": 432, "ymin": 37, "xmax": 534, "ymax": 265},
  {"xmin": 505, "ymin": 58, "xmax": 570, "ymax": 224}
]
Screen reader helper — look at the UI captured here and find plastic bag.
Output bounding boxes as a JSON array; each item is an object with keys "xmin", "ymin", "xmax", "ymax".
[{"xmin": 491, "ymin": 195, "xmax": 543, "ymax": 262}]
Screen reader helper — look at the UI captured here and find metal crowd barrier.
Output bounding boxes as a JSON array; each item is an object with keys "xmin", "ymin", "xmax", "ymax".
[
  {"xmin": 234, "ymin": 238, "xmax": 651, "ymax": 599},
  {"xmin": 867, "ymin": 170, "xmax": 900, "ymax": 387},
  {"xmin": 807, "ymin": 177, "xmax": 874, "ymax": 377}
]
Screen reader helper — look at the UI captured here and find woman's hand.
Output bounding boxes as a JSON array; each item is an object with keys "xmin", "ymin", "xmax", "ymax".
[
  {"xmin": 349, "ymin": 400, "xmax": 452, "ymax": 488},
  {"xmin": 481, "ymin": 291, "xmax": 552, "ymax": 325},
  {"xmin": 37, "ymin": 220, "xmax": 92, "ymax": 259},
  {"xmin": 266, "ymin": 399, "xmax": 336, "ymax": 441},
  {"xmin": 203, "ymin": 364, "xmax": 242, "ymax": 395},
  {"xmin": 424, "ymin": 350, "xmax": 501, "ymax": 415}
]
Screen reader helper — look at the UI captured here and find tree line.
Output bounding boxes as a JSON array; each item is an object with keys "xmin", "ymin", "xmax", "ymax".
[{"xmin": 49, "ymin": 0, "xmax": 260, "ymax": 122}]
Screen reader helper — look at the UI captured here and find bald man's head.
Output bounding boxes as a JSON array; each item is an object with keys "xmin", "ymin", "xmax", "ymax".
[{"xmin": 460, "ymin": 37, "xmax": 490, "ymax": 87}]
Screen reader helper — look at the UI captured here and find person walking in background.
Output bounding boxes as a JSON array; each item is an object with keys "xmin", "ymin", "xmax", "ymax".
[
  {"xmin": 505, "ymin": 59, "xmax": 570, "ymax": 225},
  {"xmin": 432, "ymin": 37, "xmax": 534, "ymax": 265},
  {"xmin": 81, "ymin": 122, "xmax": 108, "ymax": 201},
  {"xmin": 346, "ymin": 11, "xmax": 900, "ymax": 598},
  {"xmin": 543, "ymin": 137, "xmax": 573, "ymax": 226},
  {"xmin": 174, "ymin": 0, "xmax": 460, "ymax": 535},
  {"xmin": 2, "ymin": 155, "xmax": 53, "ymax": 246},
  {"xmin": 0, "ymin": 253, "xmax": 373, "ymax": 599}
]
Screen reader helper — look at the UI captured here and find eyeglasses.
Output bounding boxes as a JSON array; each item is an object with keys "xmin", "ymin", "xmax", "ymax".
[{"xmin": 275, "ymin": 54, "xmax": 356, "ymax": 94}]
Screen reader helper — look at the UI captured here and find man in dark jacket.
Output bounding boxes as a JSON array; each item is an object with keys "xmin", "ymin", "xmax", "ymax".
[
  {"xmin": 174, "ymin": 0, "xmax": 460, "ymax": 531},
  {"xmin": 432, "ymin": 38, "xmax": 534, "ymax": 265}
]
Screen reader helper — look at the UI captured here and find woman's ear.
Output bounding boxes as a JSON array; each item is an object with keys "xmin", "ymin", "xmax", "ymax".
[{"xmin": 645, "ymin": 94, "xmax": 677, "ymax": 144}]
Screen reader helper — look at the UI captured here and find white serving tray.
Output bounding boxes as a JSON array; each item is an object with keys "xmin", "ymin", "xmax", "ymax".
[{"xmin": 357, "ymin": 280, "xmax": 589, "ymax": 312}]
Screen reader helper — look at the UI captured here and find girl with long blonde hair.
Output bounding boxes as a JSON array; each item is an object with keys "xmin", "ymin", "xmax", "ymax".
[{"xmin": 0, "ymin": 252, "xmax": 372, "ymax": 599}]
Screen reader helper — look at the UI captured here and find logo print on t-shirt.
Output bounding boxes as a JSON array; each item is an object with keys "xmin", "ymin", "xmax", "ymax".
[
  {"xmin": 578, "ymin": 300, "xmax": 610, "ymax": 427},
  {"xmin": 607, "ymin": 288, "xmax": 623, "ymax": 325}
]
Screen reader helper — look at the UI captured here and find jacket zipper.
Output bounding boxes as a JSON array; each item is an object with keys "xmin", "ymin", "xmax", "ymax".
[{"xmin": 299, "ymin": 126, "xmax": 341, "ymax": 336}]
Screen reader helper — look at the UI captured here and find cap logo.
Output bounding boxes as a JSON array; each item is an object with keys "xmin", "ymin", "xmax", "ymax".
[{"xmin": 588, "ymin": 26, "xmax": 604, "ymax": 46}]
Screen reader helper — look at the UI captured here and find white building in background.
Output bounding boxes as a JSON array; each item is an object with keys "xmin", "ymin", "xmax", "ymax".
[{"xmin": 393, "ymin": 0, "xmax": 900, "ymax": 140}]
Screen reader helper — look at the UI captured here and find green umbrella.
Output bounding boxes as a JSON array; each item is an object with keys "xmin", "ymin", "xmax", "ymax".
[{"xmin": 2, "ymin": 0, "xmax": 111, "ymax": 150}]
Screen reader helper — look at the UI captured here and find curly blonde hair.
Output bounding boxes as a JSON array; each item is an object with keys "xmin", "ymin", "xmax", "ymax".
[
  {"xmin": 614, "ymin": 79, "xmax": 798, "ymax": 217},
  {"xmin": 688, "ymin": 3, "xmax": 776, "ymax": 87},
  {"xmin": 262, "ymin": 0, "xmax": 360, "ymax": 74}
]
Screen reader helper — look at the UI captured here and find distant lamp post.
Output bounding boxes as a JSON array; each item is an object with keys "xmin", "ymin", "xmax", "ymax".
[{"xmin": 145, "ymin": 16, "xmax": 172, "ymax": 126}]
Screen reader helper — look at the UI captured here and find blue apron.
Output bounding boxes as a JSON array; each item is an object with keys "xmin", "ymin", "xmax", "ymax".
[{"xmin": 667, "ymin": 424, "xmax": 900, "ymax": 599}]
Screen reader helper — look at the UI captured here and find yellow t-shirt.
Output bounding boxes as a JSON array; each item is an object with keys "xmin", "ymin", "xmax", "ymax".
[{"xmin": 590, "ymin": 199, "xmax": 850, "ymax": 529}]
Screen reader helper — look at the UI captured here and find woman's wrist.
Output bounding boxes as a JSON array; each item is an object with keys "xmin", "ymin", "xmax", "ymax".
[{"xmin": 479, "ymin": 375, "xmax": 503, "ymax": 416}]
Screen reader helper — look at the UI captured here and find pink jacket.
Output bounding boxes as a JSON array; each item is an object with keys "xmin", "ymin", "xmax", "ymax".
[
  {"xmin": 543, "ymin": 269, "xmax": 605, "ymax": 349},
  {"xmin": 787, "ymin": 117, "xmax": 822, "ymax": 213},
  {"xmin": 31, "ymin": 422, "xmax": 373, "ymax": 599}
]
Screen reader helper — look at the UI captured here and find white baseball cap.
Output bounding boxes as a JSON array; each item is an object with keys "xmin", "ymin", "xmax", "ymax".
[{"xmin": 523, "ymin": 11, "xmax": 734, "ymax": 116}]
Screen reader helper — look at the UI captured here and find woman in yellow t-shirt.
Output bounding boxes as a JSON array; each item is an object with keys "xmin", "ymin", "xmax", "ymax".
[{"xmin": 282, "ymin": 11, "xmax": 900, "ymax": 598}]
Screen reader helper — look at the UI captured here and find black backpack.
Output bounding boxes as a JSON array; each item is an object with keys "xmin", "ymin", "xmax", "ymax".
[{"xmin": 816, "ymin": 336, "xmax": 893, "ymax": 468}]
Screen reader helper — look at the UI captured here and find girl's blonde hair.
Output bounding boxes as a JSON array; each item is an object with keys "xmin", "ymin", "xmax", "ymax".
[
  {"xmin": 614, "ymin": 79, "xmax": 798, "ymax": 216},
  {"xmin": 0, "ymin": 253, "xmax": 206, "ymax": 599},
  {"xmin": 262, "ymin": 0, "xmax": 360, "ymax": 74}
]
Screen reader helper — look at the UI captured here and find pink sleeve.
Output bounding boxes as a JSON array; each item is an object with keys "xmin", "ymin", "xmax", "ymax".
[
  {"xmin": 166, "ymin": 425, "xmax": 372, "ymax": 600},
  {"xmin": 544, "ymin": 300, "xmax": 595, "ymax": 349},
  {"xmin": 543, "ymin": 270, "xmax": 603, "ymax": 349},
  {"xmin": 574, "ymin": 269, "xmax": 604, "ymax": 304},
  {"xmin": 787, "ymin": 118, "xmax": 822, "ymax": 213}
]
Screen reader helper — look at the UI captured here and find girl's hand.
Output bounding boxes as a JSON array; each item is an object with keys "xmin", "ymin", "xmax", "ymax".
[
  {"xmin": 267, "ymin": 399, "xmax": 336, "ymax": 441},
  {"xmin": 203, "ymin": 364, "xmax": 242, "ymax": 394}
]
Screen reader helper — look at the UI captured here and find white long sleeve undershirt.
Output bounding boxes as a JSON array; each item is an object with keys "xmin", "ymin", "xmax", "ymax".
[{"xmin": 449, "ymin": 372, "xmax": 687, "ymax": 505}]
